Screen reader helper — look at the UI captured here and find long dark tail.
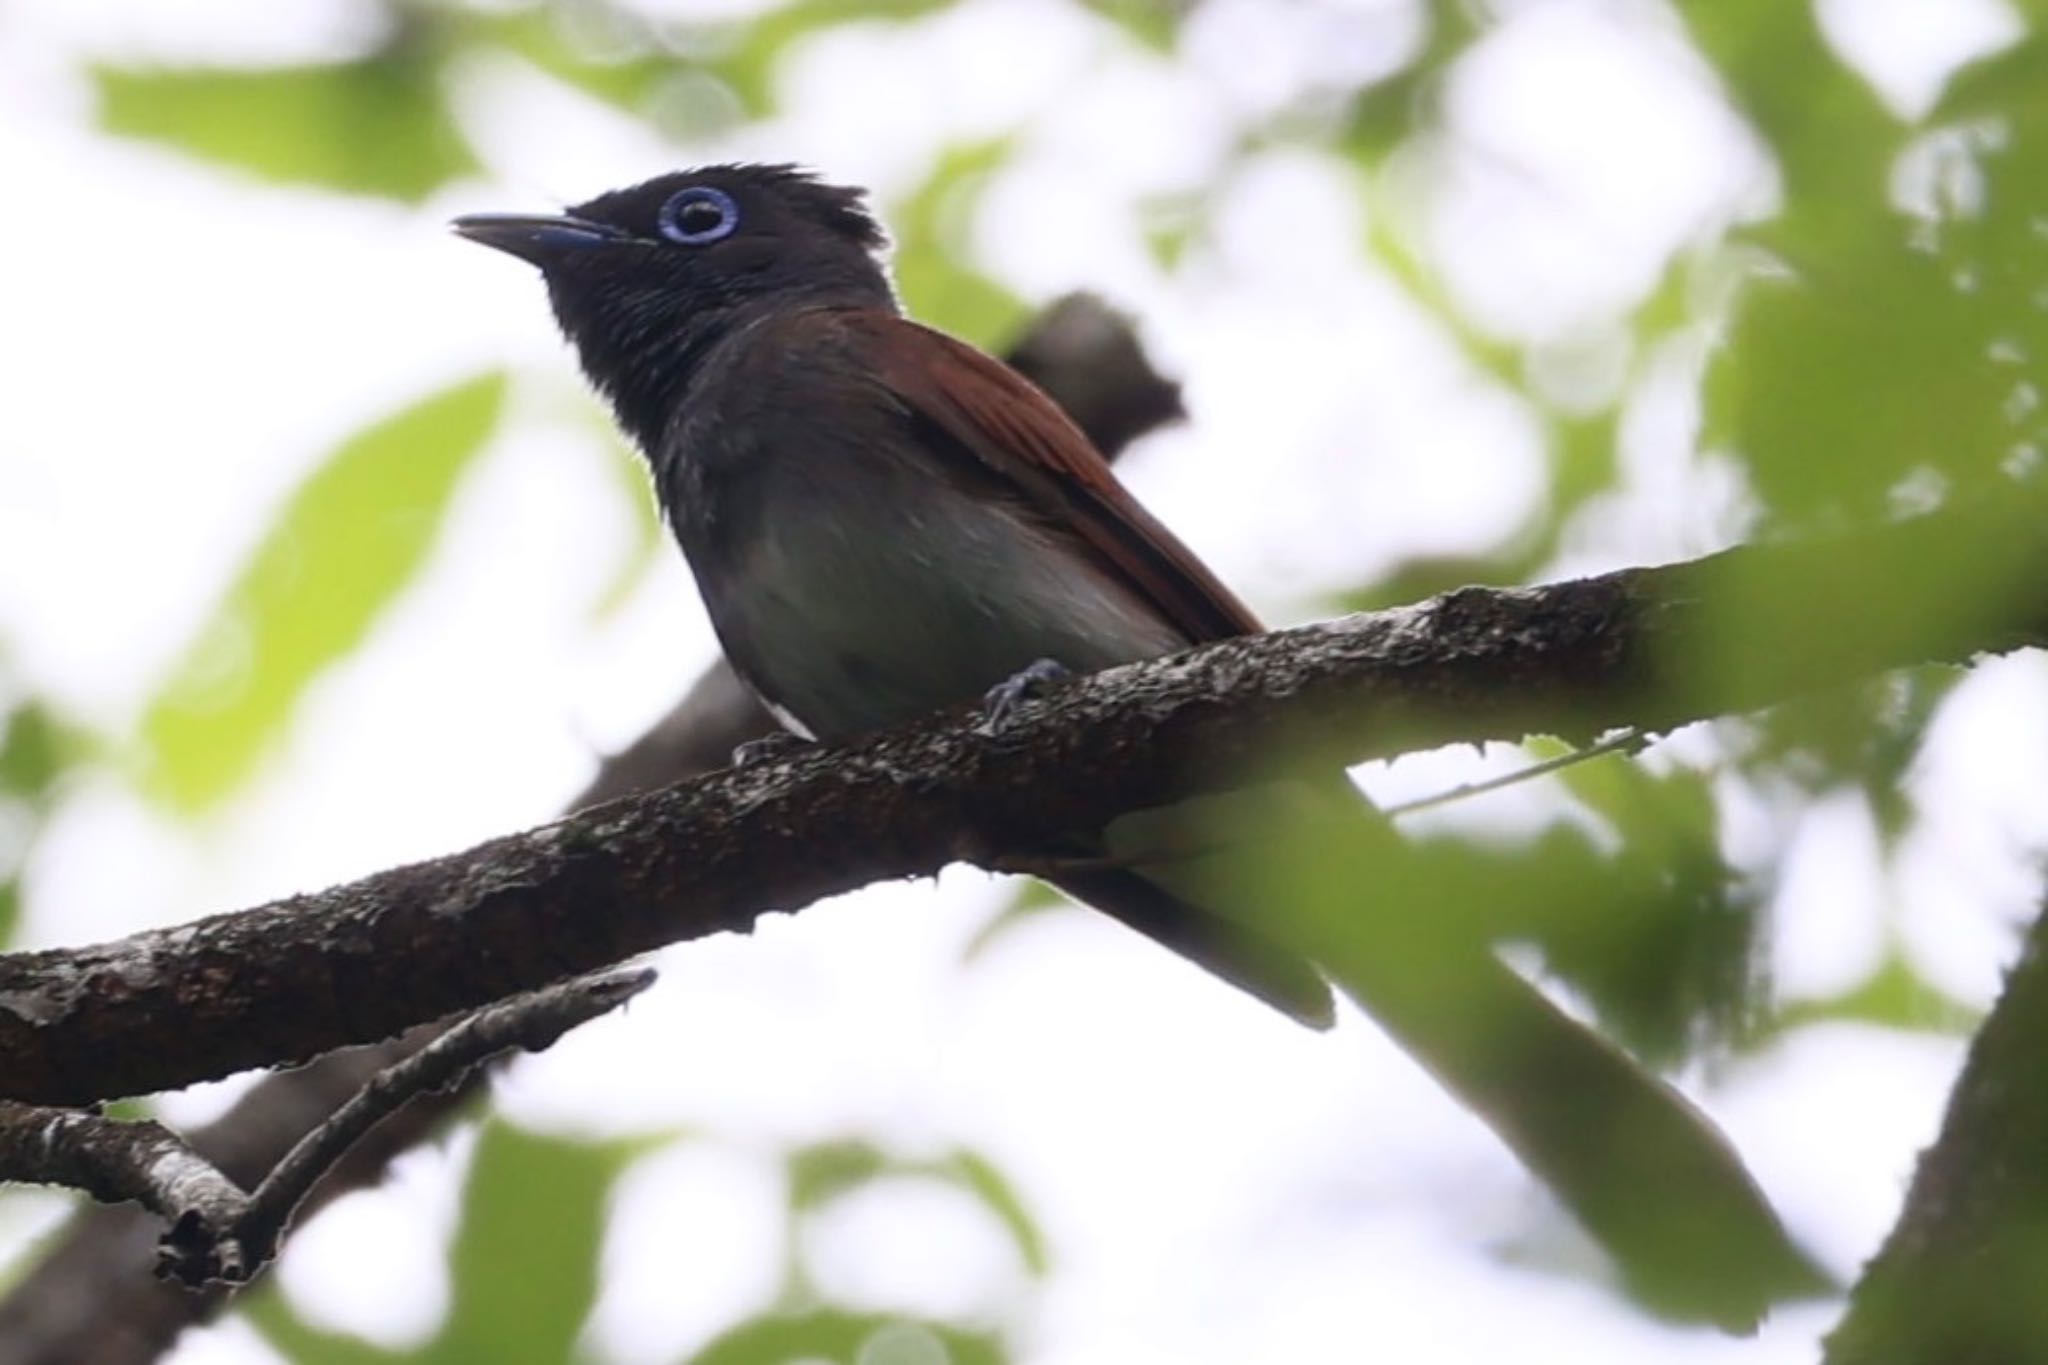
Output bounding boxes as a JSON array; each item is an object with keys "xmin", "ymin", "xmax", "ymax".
[{"xmin": 1053, "ymin": 867, "xmax": 1337, "ymax": 1027}]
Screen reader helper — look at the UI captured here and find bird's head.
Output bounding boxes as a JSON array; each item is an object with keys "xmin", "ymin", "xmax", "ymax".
[{"xmin": 454, "ymin": 164, "xmax": 894, "ymax": 441}]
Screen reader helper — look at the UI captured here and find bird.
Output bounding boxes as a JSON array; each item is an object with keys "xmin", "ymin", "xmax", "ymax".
[{"xmin": 453, "ymin": 163, "xmax": 1827, "ymax": 1327}]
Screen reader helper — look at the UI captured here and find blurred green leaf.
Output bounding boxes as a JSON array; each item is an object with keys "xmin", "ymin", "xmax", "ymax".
[
  {"xmin": 890, "ymin": 140, "xmax": 1029, "ymax": 346},
  {"xmin": 1545, "ymin": 755, "xmax": 1760, "ymax": 1058},
  {"xmin": 705, "ymin": 0, "xmax": 953, "ymax": 116},
  {"xmin": 1692, "ymin": 19, "xmax": 2048, "ymax": 528},
  {"xmin": 1774, "ymin": 949, "xmax": 1981, "ymax": 1035},
  {"xmin": 947, "ymin": 1150, "xmax": 1049, "ymax": 1279},
  {"xmin": 787, "ymin": 1140, "xmax": 1049, "ymax": 1280},
  {"xmin": 94, "ymin": 48, "xmax": 476, "ymax": 202},
  {"xmin": 475, "ymin": 3, "xmax": 677, "ymax": 108},
  {"xmin": 1339, "ymin": 0, "xmax": 1473, "ymax": 163},
  {"xmin": 1743, "ymin": 670, "xmax": 1956, "ymax": 835},
  {"xmin": 1363, "ymin": 211, "xmax": 1521, "ymax": 386},
  {"xmin": 694, "ymin": 1309, "xmax": 1006, "ymax": 1365},
  {"xmin": 0, "ymin": 881, "xmax": 19, "ymax": 954},
  {"xmin": 433, "ymin": 1122, "xmax": 632, "ymax": 1363},
  {"xmin": 0, "ymin": 696, "xmax": 86, "ymax": 952},
  {"xmin": 1547, "ymin": 410, "xmax": 1622, "ymax": 526},
  {"xmin": 1680, "ymin": 26, "xmax": 2048, "ymax": 803},
  {"xmin": 1080, "ymin": 0, "xmax": 1184, "ymax": 52},
  {"xmin": 245, "ymin": 1289, "xmax": 411, "ymax": 1365},
  {"xmin": 1336, "ymin": 405, "xmax": 1628, "ymax": 614},
  {"xmin": 1138, "ymin": 192, "xmax": 1202, "ymax": 272},
  {"xmin": 789, "ymin": 1139, "xmax": 892, "ymax": 1211},
  {"xmin": 0, "ymin": 701, "xmax": 67, "ymax": 800},
  {"xmin": 141, "ymin": 372, "xmax": 507, "ymax": 810},
  {"xmin": 1703, "ymin": 234, "xmax": 2036, "ymax": 523},
  {"xmin": 1672, "ymin": 1, "xmax": 1895, "ymax": 212},
  {"xmin": 960, "ymin": 879, "xmax": 1068, "ymax": 963}
]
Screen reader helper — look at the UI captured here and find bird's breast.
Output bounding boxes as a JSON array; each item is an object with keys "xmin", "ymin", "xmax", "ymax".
[{"xmin": 681, "ymin": 444, "xmax": 1186, "ymax": 742}]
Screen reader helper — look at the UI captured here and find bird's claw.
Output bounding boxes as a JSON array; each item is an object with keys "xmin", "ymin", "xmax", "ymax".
[
  {"xmin": 981, "ymin": 658, "xmax": 1073, "ymax": 731},
  {"xmin": 730, "ymin": 730, "xmax": 815, "ymax": 768}
]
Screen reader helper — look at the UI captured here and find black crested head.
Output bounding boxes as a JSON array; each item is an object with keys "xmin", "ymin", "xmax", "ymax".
[
  {"xmin": 568, "ymin": 163, "xmax": 886, "ymax": 258},
  {"xmin": 453, "ymin": 163, "xmax": 895, "ymax": 450}
]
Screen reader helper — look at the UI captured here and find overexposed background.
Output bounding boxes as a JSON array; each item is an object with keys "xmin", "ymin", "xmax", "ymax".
[{"xmin": 2, "ymin": 1, "xmax": 2043, "ymax": 1361}]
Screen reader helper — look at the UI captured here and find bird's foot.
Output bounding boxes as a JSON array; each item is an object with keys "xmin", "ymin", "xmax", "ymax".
[
  {"xmin": 981, "ymin": 658, "xmax": 1074, "ymax": 732},
  {"xmin": 730, "ymin": 730, "xmax": 816, "ymax": 769}
]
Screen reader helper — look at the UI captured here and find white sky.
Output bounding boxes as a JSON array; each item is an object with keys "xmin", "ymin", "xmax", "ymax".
[{"xmin": 0, "ymin": 1, "xmax": 2042, "ymax": 1362}]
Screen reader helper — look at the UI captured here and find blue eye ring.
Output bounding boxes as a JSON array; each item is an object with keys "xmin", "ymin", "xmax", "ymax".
[{"xmin": 658, "ymin": 186, "xmax": 739, "ymax": 246}]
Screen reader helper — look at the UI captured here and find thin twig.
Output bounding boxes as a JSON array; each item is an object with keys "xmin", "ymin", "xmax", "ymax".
[
  {"xmin": 985, "ymin": 833, "xmax": 1235, "ymax": 879},
  {"xmin": 184, "ymin": 965, "xmax": 651, "ymax": 1285},
  {"xmin": 146, "ymin": 967, "xmax": 655, "ymax": 1287},
  {"xmin": 1383, "ymin": 729, "xmax": 1651, "ymax": 819},
  {"xmin": 0, "ymin": 965, "xmax": 657, "ymax": 1334}
]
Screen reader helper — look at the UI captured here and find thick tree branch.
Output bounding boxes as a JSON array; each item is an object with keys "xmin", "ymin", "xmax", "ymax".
[
  {"xmin": 2, "ymin": 484, "xmax": 2043, "ymax": 1108},
  {"xmin": 1823, "ymin": 889, "xmax": 2048, "ymax": 1365}
]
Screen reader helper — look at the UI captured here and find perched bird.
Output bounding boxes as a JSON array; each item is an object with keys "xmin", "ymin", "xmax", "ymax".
[{"xmin": 455, "ymin": 163, "xmax": 1825, "ymax": 1327}]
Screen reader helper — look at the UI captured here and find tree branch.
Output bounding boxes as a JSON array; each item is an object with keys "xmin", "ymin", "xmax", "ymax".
[
  {"xmin": 1823, "ymin": 887, "xmax": 2048, "ymax": 1365},
  {"xmin": 2, "ymin": 484, "xmax": 2042, "ymax": 1107},
  {"xmin": 0, "ymin": 1104, "xmax": 244, "ymax": 1235},
  {"xmin": 154, "ymin": 967, "xmax": 654, "ymax": 1287},
  {"xmin": 0, "ymin": 967, "xmax": 649, "ymax": 1297}
]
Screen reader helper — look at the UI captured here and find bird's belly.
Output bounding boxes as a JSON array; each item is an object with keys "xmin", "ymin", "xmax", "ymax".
[{"xmin": 712, "ymin": 500, "xmax": 1186, "ymax": 742}]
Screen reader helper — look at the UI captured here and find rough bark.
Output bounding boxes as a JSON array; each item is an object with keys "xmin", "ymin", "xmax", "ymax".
[
  {"xmin": 1, "ymin": 484, "xmax": 2042, "ymax": 1107},
  {"xmin": 1824, "ymin": 889, "xmax": 2048, "ymax": 1365}
]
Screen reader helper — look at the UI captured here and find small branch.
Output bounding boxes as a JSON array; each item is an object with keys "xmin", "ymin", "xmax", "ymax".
[
  {"xmin": 1382, "ymin": 728, "xmax": 1650, "ymax": 818},
  {"xmin": 0, "ymin": 970, "xmax": 651, "ymax": 1292},
  {"xmin": 155, "ymin": 966, "xmax": 654, "ymax": 1288}
]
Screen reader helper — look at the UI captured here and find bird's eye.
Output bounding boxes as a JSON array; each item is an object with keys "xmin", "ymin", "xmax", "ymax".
[{"xmin": 658, "ymin": 187, "xmax": 739, "ymax": 246}]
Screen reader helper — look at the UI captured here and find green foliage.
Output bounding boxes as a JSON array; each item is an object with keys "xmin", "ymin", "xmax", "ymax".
[
  {"xmin": 471, "ymin": 4, "xmax": 688, "ymax": 116},
  {"xmin": 1689, "ymin": 12, "xmax": 2048, "ymax": 529},
  {"xmin": 245, "ymin": 1122, "xmax": 636, "ymax": 1364},
  {"xmin": 0, "ymin": 689, "xmax": 88, "ymax": 951},
  {"xmin": 787, "ymin": 1139, "xmax": 1050, "ymax": 1279},
  {"xmin": 95, "ymin": 48, "xmax": 477, "ymax": 202},
  {"xmin": 1340, "ymin": 0, "xmax": 1473, "ymax": 163},
  {"xmin": 694, "ymin": 1310, "xmax": 1006, "ymax": 1365},
  {"xmin": 1776, "ymin": 950, "xmax": 1981, "ymax": 1036},
  {"xmin": 889, "ymin": 141, "xmax": 1030, "ymax": 346},
  {"xmin": 243, "ymin": 1300, "xmax": 414, "ymax": 1365},
  {"xmin": 1675, "ymin": 2, "xmax": 1897, "ymax": 211},
  {"xmin": 89, "ymin": 0, "xmax": 963, "ymax": 204},
  {"xmin": 433, "ymin": 1123, "xmax": 628, "ymax": 1362},
  {"xmin": 0, "ymin": 699, "xmax": 69, "ymax": 799},
  {"xmin": 1542, "ymin": 752, "xmax": 1760, "ymax": 1060},
  {"xmin": 473, "ymin": 0, "xmax": 953, "ymax": 128},
  {"xmin": 239, "ymin": 1127, "xmax": 1044, "ymax": 1361},
  {"xmin": 1078, "ymin": 0, "xmax": 1183, "ymax": 53},
  {"xmin": 141, "ymin": 373, "xmax": 507, "ymax": 810},
  {"xmin": 701, "ymin": 0, "xmax": 954, "ymax": 116}
]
